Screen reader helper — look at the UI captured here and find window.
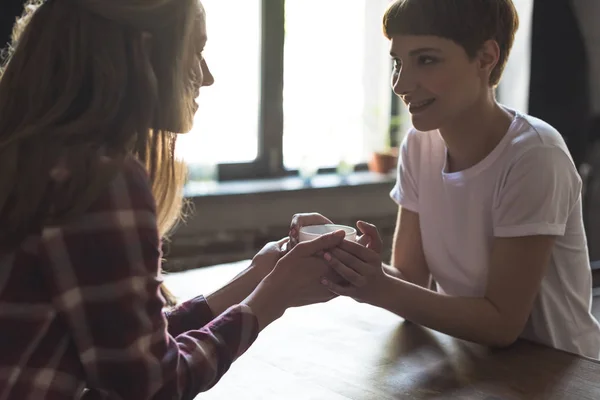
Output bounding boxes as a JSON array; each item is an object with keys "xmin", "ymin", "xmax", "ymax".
[
  {"xmin": 176, "ymin": 0, "xmax": 262, "ymax": 165},
  {"xmin": 283, "ymin": 0, "xmax": 394, "ymax": 170},
  {"xmin": 179, "ymin": 0, "xmax": 398, "ymax": 181}
]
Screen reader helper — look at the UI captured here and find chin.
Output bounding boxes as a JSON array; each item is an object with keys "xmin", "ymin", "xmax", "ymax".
[
  {"xmin": 410, "ymin": 115, "xmax": 441, "ymax": 132},
  {"xmin": 177, "ymin": 121, "xmax": 194, "ymax": 134},
  {"xmin": 161, "ymin": 114, "xmax": 195, "ymax": 134},
  {"xmin": 156, "ymin": 123, "xmax": 190, "ymax": 134}
]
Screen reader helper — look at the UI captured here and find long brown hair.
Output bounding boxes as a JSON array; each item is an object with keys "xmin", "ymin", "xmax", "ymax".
[{"xmin": 0, "ymin": 0, "xmax": 202, "ymax": 305}]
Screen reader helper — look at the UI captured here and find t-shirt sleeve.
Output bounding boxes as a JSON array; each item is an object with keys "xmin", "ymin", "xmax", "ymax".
[
  {"xmin": 492, "ymin": 146, "xmax": 582, "ymax": 237},
  {"xmin": 390, "ymin": 130, "xmax": 420, "ymax": 212}
]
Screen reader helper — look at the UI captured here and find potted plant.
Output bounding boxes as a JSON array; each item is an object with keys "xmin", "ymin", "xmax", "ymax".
[
  {"xmin": 368, "ymin": 115, "xmax": 402, "ymax": 174},
  {"xmin": 368, "ymin": 147, "xmax": 398, "ymax": 174}
]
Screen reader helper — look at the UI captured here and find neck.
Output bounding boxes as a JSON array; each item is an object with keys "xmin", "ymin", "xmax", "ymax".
[{"xmin": 439, "ymin": 89, "xmax": 513, "ymax": 172}]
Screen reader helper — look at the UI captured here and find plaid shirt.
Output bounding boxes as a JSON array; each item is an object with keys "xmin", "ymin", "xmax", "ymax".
[{"xmin": 0, "ymin": 159, "xmax": 259, "ymax": 399}]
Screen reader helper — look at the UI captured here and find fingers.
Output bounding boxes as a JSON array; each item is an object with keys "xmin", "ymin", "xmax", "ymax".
[
  {"xmin": 321, "ymin": 278, "xmax": 353, "ymax": 297},
  {"xmin": 290, "ymin": 213, "xmax": 333, "ymax": 229},
  {"xmin": 289, "ymin": 227, "xmax": 299, "ymax": 248},
  {"xmin": 322, "ymin": 292, "xmax": 338, "ymax": 302},
  {"xmin": 308, "ymin": 284, "xmax": 339, "ymax": 304},
  {"xmin": 337, "ymin": 239, "xmax": 380, "ymax": 265},
  {"xmin": 275, "ymin": 237, "xmax": 290, "ymax": 247},
  {"xmin": 329, "ymin": 248, "xmax": 372, "ymax": 278},
  {"xmin": 268, "ymin": 237, "xmax": 289, "ymax": 254},
  {"xmin": 324, "ymin": 252, "xmax": 366, "ymax": 287},
  {"xmin": 289, "ymin": 215, "xmax": 298, "ymax": 247},
  {"xmin": 291, "ymin": 230, "xmax": 345, "ymax": 256},
  {"xmin": 356, "ymin": 221, "xmax": 383, "ymax": 253},
  {"xmin": 290, "ymin": 213, "xmax": 333, "ymax": 247}
]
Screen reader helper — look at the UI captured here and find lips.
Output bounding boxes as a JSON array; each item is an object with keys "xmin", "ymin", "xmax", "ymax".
[{"xmin": 408, "ymin": 98, "xmax": 436, "ymax": 114}]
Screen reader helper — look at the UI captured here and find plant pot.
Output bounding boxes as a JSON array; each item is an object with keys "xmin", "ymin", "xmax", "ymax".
[{"xmin": 368, "ymin": 148, "xmax": 398, "ymax": 174}]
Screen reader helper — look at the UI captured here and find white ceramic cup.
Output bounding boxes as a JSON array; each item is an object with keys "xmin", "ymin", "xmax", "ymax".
[{"xmin": 298, "ymin": 224, "xmax": 357, "ymax": 243}]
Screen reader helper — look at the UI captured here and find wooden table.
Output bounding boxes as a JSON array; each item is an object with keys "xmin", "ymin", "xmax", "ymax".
[{"xmin": 165, "ymin": 261, "xmax": 600, "ymax": 400}]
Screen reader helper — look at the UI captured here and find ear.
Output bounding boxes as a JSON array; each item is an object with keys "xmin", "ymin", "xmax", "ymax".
[{"xmin": 477, "ymin": 39, "xmax": 500, "ymax": 83}]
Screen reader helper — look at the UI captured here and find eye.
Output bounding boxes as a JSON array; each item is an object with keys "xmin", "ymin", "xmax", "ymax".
[
  {"xmin": 392, "ymin": 58, "xmax": 402, "ymax": 71},
  {"xmin": 418, "ymin": 55, "xmax": 438, "ymax": 66}
]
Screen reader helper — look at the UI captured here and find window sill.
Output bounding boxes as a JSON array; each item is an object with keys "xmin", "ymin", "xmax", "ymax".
[
  {"xmin": 170, "ymin": 170, "xmax": 398, "ymax": 269},
  {"xmin": 184, "ymin": 171, "xmax": 396, "ymax": 198}
]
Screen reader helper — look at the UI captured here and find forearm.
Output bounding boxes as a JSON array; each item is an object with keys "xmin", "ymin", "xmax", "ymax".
[
  {"xmin": 165, "ymin": 264, "xmax": 264, "ymax": 338},
  {"xmin": 241, "ymin": 280, "xmax": 287, "ymax": 331},
  {"xmin": 206, "ymin": 263, "xmax": 265, "ymax": 317},
  {"xmin": 373, "ymin": 276, "xmax": 516, "ymax": 347},
  {"xmin": 383, "ymin": 263, "xmax": 431, "ymax": 289},
  {"xmin": 382, "ymin": 263, "xmax": 404, "ymax": 279}
]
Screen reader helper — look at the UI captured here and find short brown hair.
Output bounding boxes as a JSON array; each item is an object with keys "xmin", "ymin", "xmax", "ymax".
[{"xmin": 383, "ymin": 0, "xmax": 519, "ymax": 86}]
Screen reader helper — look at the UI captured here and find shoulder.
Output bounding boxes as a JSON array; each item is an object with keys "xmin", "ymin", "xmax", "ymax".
[
  {"xmin": 87, "ymin": 156, "xmax": 156, "ymax": 215},
  {"xmin": 493, "ymin": 110, "xmax": 578, "ymax": 188},
  {"xmin": 489, "ymin": 109, "xmax": 582, "ymax": 204},
  {"xmin": 115, "ymin": 157, "xmax": 154, "ymax": 205},
  {"xmin": 494, "ymin": 111, "xmax": 581, "ymax": 201},
  {"xmin": 503, "ymin": 110, "xmax": 575, "ymax": 167},
  {"xmin": 45, "ymin": 155, "xmax": 157, "ymax": 235}
]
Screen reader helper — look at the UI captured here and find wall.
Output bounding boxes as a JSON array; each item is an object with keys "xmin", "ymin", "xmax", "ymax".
[
  {"xmin": 163, "ymin": 172, "xmax": 398, "ymax": 271},
  {"xmin": 0, "ymin": 0, "xmax": 23, "ymax": 52},
  {"xmin": 572, "ymin": 0, "xmax": 600, "ymax": 117}
]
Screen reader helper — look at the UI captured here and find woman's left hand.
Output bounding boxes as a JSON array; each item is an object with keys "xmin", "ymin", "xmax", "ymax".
[
  {"xmin": 251, "ymin": 238, "xmax": 290, "ymax": 279},
  {"xmin": 321, "ymin": 221, "xmax": 389, "ymax": 304}
]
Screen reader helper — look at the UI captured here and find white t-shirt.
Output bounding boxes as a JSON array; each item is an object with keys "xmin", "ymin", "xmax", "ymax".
[{"xmin": 390, "ymin": 107, "xmax": 600, "ymax": 359}]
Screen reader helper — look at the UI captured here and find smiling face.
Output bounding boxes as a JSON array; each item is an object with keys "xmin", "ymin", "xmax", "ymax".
[
  {"xmin": 150, "ymin": 0, "xmax": 216, "ymax": 134},
  {"xmin": 185, "ymin": 2, "xmax": 214, "ymax": 126},
  {"xmin": 390, "ymin": 35, "xmax": 495, "ymax": 132},
  {"xmin": 382, "ymin": 0, "xmax": 519, "ymax": 132}
]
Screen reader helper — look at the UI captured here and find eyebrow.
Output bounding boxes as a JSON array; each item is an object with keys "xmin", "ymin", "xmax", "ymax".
[
  {"xmin": 409, "ymin": 47, "xmax": 442, "ymax": 56},
  {"xmin": 390, "ymin": 47, "xmax": 442, "ymax": 57}
]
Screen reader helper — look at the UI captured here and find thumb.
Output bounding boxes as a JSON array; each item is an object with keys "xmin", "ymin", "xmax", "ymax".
[
  {"xmin": 357, "ymin": 234, "xmax": 371, "ymax": 247},
  {"xmin": 275, "ymin": 237, "xmax": 290, "ymax": 254},
  {"xmin": 275, "ymin": 237, "xmax": 290, "ymax": 247},
  {"xmin": 292, "ymin": 230, "xmax": 345, "ymax": 256},
  {"xmin": 356, "ymin": 221, "xmax": 383, "ymax": 253}
]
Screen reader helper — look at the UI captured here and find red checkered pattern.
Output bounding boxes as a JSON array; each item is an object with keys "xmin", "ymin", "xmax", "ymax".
[{"xmin": 0, "ymin": 159, "xmax": 258, "ymax": 399}]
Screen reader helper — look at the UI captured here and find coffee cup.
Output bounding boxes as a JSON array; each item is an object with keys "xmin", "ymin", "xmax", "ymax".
[{"xmin": 298, "ymin": 224, "xmax": 357, "ymax": 243}]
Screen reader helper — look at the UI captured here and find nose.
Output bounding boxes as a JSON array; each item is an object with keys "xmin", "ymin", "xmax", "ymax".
[
  {"xmin": 391, "ymin": 67, "xmax": 416, "ymax": 98},
  {"xmin": 201, "ymin": 59, "xmax": 214, "ymax": 87}
]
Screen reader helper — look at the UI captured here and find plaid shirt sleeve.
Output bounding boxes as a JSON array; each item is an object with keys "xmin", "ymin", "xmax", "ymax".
[
  {"xmin": 37, "ymin": 159, "xmax": 259, "ymax": 399},
  {"xmin": 165, "ymin": 295, "xmax": 217, "ymax": 338}
]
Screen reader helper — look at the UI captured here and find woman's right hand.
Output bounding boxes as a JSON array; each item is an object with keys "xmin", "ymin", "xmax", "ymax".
[
  {"xmin": 269, "ymin": 230, "xmax": 347, "ymax": 307},
  {"xmin": 242, "ymin": 230, "xmax": 346, "ymax": 329}
]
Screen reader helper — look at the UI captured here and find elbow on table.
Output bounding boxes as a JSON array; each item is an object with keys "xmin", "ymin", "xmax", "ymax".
[
  {"xmin": 488, "ymin": 334, "xmax": 519, "ymax": 349},
  {"xmin": 487, "ymin": 324, "xmax": 522, "ymax": 349}
]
